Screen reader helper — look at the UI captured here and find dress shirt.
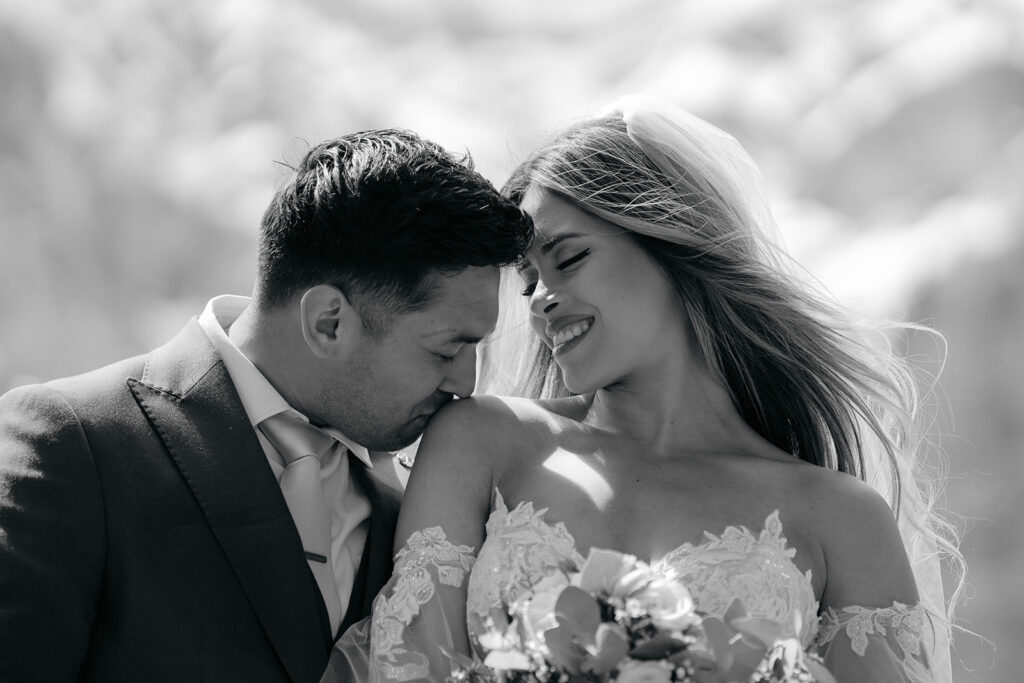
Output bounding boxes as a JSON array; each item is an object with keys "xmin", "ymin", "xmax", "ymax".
[{"xmin": 198, "ymin": 295, "xmax": 372, "ymax": 621}]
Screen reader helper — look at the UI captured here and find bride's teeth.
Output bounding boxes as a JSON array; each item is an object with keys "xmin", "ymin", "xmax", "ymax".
[{"xmin": 553, "ymin": 319, "xmax": 592, "ymax": 347}]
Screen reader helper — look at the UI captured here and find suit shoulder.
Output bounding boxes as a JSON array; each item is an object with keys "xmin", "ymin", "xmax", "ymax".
[
  {"xmin": 0, "ymin": 381, "xmax": 102, "ymax": 489},
  {"xmin": 50, "ymin": 354, "xmax": 149, "ymax": 398},
  {"xmin": 0, "ymin": 382, "xmax": 82, "ymax": 430},
  {"xmin": 1, "ymin": 353, "xmax": 154, "ymax": 449},
  {"xmin": 2, "ymin": 354, "xmax": 148, "ymax": 408}
]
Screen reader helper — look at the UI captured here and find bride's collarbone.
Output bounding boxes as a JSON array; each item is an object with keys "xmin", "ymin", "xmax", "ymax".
[{"xmin": 515, "ymin": 441, "xmax": 795, "ymax": 499}]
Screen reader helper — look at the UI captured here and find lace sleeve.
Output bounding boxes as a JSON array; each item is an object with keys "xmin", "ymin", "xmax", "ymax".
[
  {"xmin": 815, "ymin": 602, "xmax": 937, "ymax": 683},
  {"xmin": 324, "ymin": 399, "xmax": 502, "ymax": 682},
  {"xmin": 326, "ymin": 526, "xmax": 477, "ymax": 682}
]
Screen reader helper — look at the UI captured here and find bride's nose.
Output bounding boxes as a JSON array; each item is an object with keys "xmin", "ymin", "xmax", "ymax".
[{"xmin": 529, "ymin": 281, "xmax": 560, "ymax": 316}]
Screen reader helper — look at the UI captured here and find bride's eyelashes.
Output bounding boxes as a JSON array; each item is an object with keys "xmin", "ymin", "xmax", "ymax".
[
  {"xmin": 519, "ymin": 249, "xmax": 591, "ymax": 297},
  {"xmin": 556, "ymin": 248, "xmax": 590, "ymax": 271}
]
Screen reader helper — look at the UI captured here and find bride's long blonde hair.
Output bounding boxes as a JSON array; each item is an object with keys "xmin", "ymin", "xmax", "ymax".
[{"xmin": 482, "ymin": 100, "xmax": 964, "ymax": 658}]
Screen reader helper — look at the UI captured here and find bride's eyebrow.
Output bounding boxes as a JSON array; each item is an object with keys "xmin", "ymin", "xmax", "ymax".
[{"xmin": 539, "ymin": 232, "xmax": 582, "ymax": 255}]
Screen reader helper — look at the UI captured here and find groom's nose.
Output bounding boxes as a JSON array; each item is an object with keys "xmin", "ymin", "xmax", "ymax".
[{"xmin": 439, "ymin": 346, "xmax": 477, "ymax": 399}]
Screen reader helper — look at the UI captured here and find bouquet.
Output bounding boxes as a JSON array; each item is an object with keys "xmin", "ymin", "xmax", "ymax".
[{"xmin": 447, "ymin": 548, "xmax": 836, "ymax": 683}]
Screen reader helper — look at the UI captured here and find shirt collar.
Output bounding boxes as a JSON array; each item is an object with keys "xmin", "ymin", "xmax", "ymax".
[{"xmin": 197, "ymin": 295, "xmax": 373, "ymax": 468}]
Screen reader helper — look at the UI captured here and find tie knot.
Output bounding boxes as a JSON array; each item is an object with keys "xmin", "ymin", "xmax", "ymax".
[{"xmin": 259, "ymin": 413, "xmax": 339, "ymax": 466}]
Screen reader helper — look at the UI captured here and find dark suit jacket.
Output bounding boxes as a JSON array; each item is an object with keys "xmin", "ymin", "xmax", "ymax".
[{"xmin": 0, "ymin": 319, "xmax": 403, "ymax": 682}]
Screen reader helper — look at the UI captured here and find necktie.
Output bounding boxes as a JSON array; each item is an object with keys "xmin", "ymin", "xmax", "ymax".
[{"xmin": 258, "ymin": 413, "xmax": 343, "ymax": 635}]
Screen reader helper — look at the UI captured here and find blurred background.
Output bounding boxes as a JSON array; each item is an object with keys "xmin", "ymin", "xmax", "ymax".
[{"xmin": 1, "ymin": 0, "xmax": 1019, "ymax": 679}]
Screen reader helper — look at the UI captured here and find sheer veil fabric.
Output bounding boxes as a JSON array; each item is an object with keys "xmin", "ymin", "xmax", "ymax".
[{"xmin": 603, "ymin": 94, "xmax": 790, "ymax": 268}]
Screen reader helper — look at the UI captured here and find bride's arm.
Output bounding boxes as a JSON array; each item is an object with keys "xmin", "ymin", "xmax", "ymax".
[
  {"xmin": 814, "ymin": 475, "xmax": 938, "ymax": 683},
  {"xmin": 332, "ymin": 398, "xmax": 501, "ymax": 682}
]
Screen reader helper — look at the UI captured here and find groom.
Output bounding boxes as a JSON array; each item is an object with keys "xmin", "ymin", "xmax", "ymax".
[{"xmin": 0, "ymin": 130, "xmax": 532, "ymax": 682}]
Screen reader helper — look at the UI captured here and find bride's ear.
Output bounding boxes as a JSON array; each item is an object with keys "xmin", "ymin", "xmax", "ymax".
[{"xmin": 299, "ymin": 285, "xmax": 363, "ymax": 358}]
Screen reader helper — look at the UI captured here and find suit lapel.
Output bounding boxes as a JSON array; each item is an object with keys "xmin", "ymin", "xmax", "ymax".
[{"xmin": 128, "ymin": 320, "xmax": 328, "ymax": 682}]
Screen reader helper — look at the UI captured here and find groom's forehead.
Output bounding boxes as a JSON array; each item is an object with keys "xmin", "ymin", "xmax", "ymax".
[
  {"xmin": 410, "ymin": 286, "xmax": 499, "ymax": 340},
  {"xmin": 386, "ymin": 266, "xmax": 499, "ymax": 340},
  {"xmin": 415, "ymin": 296, "xmax": 498, "ymax": 338}
]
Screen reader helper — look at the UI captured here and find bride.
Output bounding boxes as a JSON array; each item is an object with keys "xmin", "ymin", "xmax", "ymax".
[{"xmin": 325, "ymin": 95, "xmax": 963, "ymax": 682}]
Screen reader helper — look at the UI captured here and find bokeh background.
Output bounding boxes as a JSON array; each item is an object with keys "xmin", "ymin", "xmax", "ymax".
[{"xmin": 1, "ymin": 0, "xmax": 1020, "ymax": 679}]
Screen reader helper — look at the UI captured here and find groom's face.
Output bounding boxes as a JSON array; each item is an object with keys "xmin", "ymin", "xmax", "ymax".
[{"xmin": 322, "ymin": 266, "xmax": 500, "ymax": 451}]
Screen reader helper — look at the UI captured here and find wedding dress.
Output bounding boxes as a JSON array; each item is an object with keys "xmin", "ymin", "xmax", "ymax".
[{"xmin": 331, "ymin": 490, "xmax": 937, "ymax": 683}]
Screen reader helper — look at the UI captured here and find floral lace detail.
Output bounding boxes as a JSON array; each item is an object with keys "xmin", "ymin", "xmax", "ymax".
[
  {"xmin": 360, "ymin": 496, "xmax": 935, "ymax": 682},
  {"xmin": 370, "ymin": 527, "xmax": 476, "ymax": 681},
  {"xmin": 658, "ymin": 510, "xmax": 819, "ymax": 647},
  {"xmin": 466, "ymin": 490, "xmax": 585, "ymax": 620},
  {"xmin": 467, "ymin": 496, "xmax": 819, "ymax": 649},
  {"xmin": 816, "ymin": 602, "xmax": 932, "ymax": 681}
]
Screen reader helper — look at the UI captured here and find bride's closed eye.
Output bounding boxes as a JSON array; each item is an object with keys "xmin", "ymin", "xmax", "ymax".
[
  {"xmin": 556, "ymin": 248, "xmax": 590, "ymax": 271},
  {"xmin": 519, "ymin": 249, "xmax": 591, "ymax": 297}
]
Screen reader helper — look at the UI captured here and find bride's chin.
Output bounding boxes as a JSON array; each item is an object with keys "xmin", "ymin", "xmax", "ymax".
[{"xmin": 559, "ymin": 369, "xmax": 599, "ymax": 395}]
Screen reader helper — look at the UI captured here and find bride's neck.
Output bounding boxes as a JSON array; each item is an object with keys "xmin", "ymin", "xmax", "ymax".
[{"xmin": 583, "ymin": 354, "xmax": 757, "ymax": 458}]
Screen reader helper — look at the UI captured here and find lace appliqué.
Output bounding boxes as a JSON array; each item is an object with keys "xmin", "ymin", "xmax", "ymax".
[
  {"xmin": 467, "ymin": 490, "xmax": 584, "ymax": 620},
  {"xmin": 467, "ymin": 498, "xmax": 819, "ymax": 651},
  {"xmin": 816, "ymin": 602, "xmax": 932, "ymax": 681},
  {"xmin": 370, "ymin": 527, "xmax": 476, "ymax": 681},
  {"xmin": 658, "ymin": 510, "xmax": 819, "ymax": 647}
]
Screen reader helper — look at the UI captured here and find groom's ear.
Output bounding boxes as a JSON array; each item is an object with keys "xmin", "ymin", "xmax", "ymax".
[{"xmin": 298, "ymin": 285, "xmax": 363, "ymax": 358}]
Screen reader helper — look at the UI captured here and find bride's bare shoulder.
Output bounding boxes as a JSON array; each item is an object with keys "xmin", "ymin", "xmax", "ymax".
[{"xmin": 417, "ymin": 394, "xmax": 585, "ymax": 461}]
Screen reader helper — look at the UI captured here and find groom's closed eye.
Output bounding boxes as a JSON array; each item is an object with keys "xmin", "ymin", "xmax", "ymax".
[{"xmin": 433, "ymin": 343, "xmax": 465, "ymax": 362}]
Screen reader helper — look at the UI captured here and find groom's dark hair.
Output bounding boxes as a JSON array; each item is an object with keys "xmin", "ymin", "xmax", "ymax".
[{"xmin": 256, "ymin": 129, "xmax": 532, "ymax": 334}]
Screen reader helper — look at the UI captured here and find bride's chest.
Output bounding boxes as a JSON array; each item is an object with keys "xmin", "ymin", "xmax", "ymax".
[{"xmin": 497, "ymin": 447, "xmax": 806, "ymax": 560}]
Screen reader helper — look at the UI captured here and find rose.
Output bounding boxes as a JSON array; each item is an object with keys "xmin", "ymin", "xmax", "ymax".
[
  {"xmin": 614, "ymin": 658, "xmax": 674, "ymax": 683},
  {"xmin": 629, "ymin": 577, "xmax": 697, "ymax": 631}
]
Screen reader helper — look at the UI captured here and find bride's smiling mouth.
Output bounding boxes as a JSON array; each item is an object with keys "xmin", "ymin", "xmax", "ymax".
[{"xmin": 548, "ymin": 316, "xmax": 593, "ymax": 355}]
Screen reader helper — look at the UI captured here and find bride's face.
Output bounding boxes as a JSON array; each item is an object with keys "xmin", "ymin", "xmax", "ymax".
[{"xmin": 517, "ymin": 187, "xmax": 689, "ymax": 393}]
